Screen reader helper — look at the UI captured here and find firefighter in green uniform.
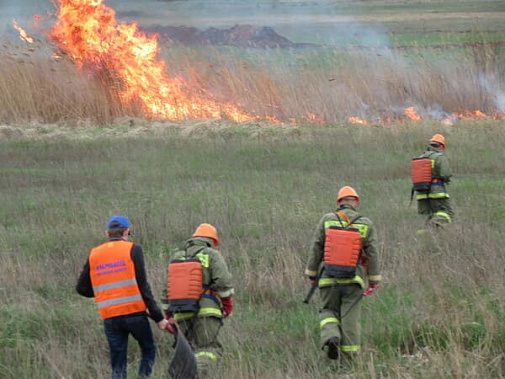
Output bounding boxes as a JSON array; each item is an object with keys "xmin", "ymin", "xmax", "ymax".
[
  {"xmin": 305, "ymin": 186, "xmax": 382, "ymax": 367},
  {"xmin": 414, "ymin": 134, "xmax": 453, "ymax": 228},
  {"xmin": 162, "ymin": 223, "xmax": 234, "ymax": 378}
]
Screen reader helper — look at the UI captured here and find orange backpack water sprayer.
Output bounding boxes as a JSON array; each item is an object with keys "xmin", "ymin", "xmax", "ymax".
[
  {"xmin": 411, "ymin": 157, "xmax": 432, "ymax": 191},
  {"xmin": 324, "ymin": 214, "xmax": 363, "ymax": 278},
  {"xmin": 167, "ymin": 258, "xmax": 203, "ymax": 313}
]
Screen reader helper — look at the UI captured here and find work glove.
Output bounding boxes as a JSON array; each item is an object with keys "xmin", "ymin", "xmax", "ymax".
[
  {"xmin": 156, "ymin": 318, "xmax": 169, "ymax": 331},
  {"xmin": 221, "ymin": 297, "xmax": 234, "ymax": 318},
  {"xmin": 309, "ymin": 276, "xmax": 316, "ymax": 286},
  {"xmin": 164, "ymin": 317, "xmax": 176, "ymax": 335},
  {"xmin": 364, "ymin": 283, "xmax": 381, "ymax": 296}
]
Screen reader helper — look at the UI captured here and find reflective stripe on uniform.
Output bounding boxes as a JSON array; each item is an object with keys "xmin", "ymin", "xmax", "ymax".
[
  {"xmin": 341, "ymin": 345, "xmax": 360, "ymax": 352},
  {"xmin": 218, "ymin": 288, "xmax": 234, "ymax": 298},
  {"xmin": 89, "ymin": 241, "xmax": 146, "ymax": 319},
  {"xmin": 320, "ymin": 317, "xmax": 340, "ymax": 328},
  {"xmin": 195, "ymin": 252, "xmax": 210, "ymax": 268},
  {"xmin": 352, "ymin": 224, "xmax": 369, "ymax": 238},
  {"xmin": 416, "ymin": 192, "xmax": 450, "ymax": 200},
  {"xmin": 93, "ymin": 278, "xmax": 138, "ymax": 293},
  {"xmin": 97, "ymin": 294, "xmax": 143, "ymax": 309},
  {"xmin": 173, "ymin": 307, "xmax": 222, "ymax": 321},
  {"xmin": 195, "ymin": 351, "xmax": 218, "ymax": 361},
  {"xmin": 305, "ymin": 269, "xmax": 318, "ymax": 277},
  {"xmin": 324, "ymin": 220, "xmax": 347, "ymax": 228},
  {"xmin": 433, "ymin": 211, "xmax": 451, "ymax": 222},
  {"xmin": 324, "ymin": 220, "xmax": 369, "ymax": 239},
  {"xmin": 319, "ymin": 275, "xmax": 365, "ymax": 289},
  {"xmin": 199, "ymin": 308, "xmax": 222, "ymax": 317},
  {"xmin": 368, "ymin": 275, "xmax": 382, "ymax": 282}
]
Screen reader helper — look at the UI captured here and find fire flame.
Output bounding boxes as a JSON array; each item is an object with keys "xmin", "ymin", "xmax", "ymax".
[
  {"xmin": 32, "ymin": 1, "xmax": 505, "ymax": 125},
  {"xmin": 49, "ymin": 0, "xmax": 255, "ymax": 122},
  {"xmin": 304, "ymin": 112, "xmax": 325, "ymax": 125},
  {"xmin": 12, "ymin": 19, "xmax": 35, "ymax": 44},
  {"xmin": 405, "ymin": 107, "xmax": 421, "ymax": 121},
  {"xmin": 348, "ymin": 117, "xmax": 368, "ymax": 125},
  {"xmin": 455, "ymin": 110, "xmax": 489, "ymax": 119},
  {"xmin": 348, "ymin": 108, "xmax": 504, "ymax": 126}
]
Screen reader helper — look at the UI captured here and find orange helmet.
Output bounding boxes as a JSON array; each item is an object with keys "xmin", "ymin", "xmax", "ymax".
[
  {"xmin": 430, "ymin": 134, "xmax": 446, "ymax": 148},
  {"xmin": 192, "ymin": 223, "xmax": 219, "ymax": 246},
  {"xmin": 337, "ymin": 186, "xmax": 359, "ymax": 203}
]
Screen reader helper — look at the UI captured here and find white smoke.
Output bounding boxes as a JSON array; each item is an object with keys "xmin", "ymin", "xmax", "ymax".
[
  {"xmin": 479, "ymin": 74, "xmax": 505, "ymax": 113},
  {"xmin": 0, "ymin": 0, "xmax": 52, "ymax": 37}
]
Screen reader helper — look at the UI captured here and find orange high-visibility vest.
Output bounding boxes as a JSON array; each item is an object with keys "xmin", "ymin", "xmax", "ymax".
[
  {"xmin": 89, "ymin": 241, "xmax": 146, "ymax": 319},
  {"xmin": 411, "ymin": 157, "xmax": 433, "ymax": 191},
  {"xmin": 167, "ymin": 259, "xmax": 203, "ymax": 313},
  {"xmin": 324, "ymin": 226, "xmax": 362, "ymax": 278}
]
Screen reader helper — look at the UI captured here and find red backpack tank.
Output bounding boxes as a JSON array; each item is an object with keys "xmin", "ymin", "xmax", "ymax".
[
  {"xmin": 324, "ymin": 213, "xmax": 363, "ymax": 278},
  {"xmin": 411, "ymin": 157, "xmax": 432, "ymax": 191},
  {"xmin": 167, "ymin": 259, "xmax": 203, "ymax": 313}
]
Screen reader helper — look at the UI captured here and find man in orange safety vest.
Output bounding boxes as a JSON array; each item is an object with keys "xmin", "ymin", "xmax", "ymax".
[{"xmin": 77, "ymin": 215, "xmax": 168, "ymax": 379}]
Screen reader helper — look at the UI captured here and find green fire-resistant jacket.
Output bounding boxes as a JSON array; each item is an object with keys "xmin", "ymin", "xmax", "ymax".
[
  {"xmin": 305, "ymin": 204, "xmax": 381, "ymax": 289},
  {"xmin": 162, "ymin": 237, "xmax": 234, "ymax": 321},
  {"xmin": 415, "ymin": 146, "xmax": 452, "ymax": 200}
]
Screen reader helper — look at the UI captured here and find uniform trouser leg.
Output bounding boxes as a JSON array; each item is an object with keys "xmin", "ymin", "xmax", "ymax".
[
  {"xmin": 339, "ymin": 286, "xmax": 363, "ymax": 359},
  {"xmin": 417, "ymin": 198, "xmax": 453, "ymax": 226},
  {"xmin": 181, "ymin": 317, "xmax": 223, "ymax": 378},
  {"xmin": 417, "ymin": 198, "xmax": 431, "ymax": 216},
  {"xmin": 319, "ymin": 287, "xmax": 342, "ymax": 349},
  {"xmin": 319, "ymin": 284, "xmax": 363, "ymax": 358},
  {"xmin": 429, "ymin": 198, "xmax": 453, "ymax": 226}
]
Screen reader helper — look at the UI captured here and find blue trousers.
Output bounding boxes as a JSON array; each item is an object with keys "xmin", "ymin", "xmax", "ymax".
[{"xmin": 104, "ymin": 312, "xmax": 156, "ymax": 379}]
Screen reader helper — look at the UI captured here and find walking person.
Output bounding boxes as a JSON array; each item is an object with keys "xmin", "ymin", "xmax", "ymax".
[
  {"xmin": 305, "ymin": 186, "xmax": 382, "ymax": 368},
  {"xmin": 162, "ymin": 223, "xmax": 234, "ymax": 379},
  {"xmin": 76, "ymin": 215, "xmax": 168, "ymax": 379},
  {"xmin": 411, "ymin": 134, "xmax": 454, "ymax": 229}
]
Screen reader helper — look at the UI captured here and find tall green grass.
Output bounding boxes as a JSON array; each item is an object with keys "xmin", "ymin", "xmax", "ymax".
[{"xmin": 1, "ymin": 122, "xmax": 505, "ymax": 378}]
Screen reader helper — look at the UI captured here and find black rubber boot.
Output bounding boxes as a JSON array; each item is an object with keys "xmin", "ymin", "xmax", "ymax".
[{"xmin": 325, "ymin": 337, "xmax": 340, "ymax": 360}]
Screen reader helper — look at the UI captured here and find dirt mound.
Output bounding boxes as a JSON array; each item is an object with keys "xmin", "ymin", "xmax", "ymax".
[{"xmin": 144, "ymin": 24, "xmax": 315, "ymax": 48}]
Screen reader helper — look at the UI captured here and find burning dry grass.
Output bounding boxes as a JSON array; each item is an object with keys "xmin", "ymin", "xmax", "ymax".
[
  {"xmin": 1, "ymin": 0, "xmax": 504, "ymax": 127},
  {"xmin": 1, "ymin": 33, "xmax": 504, "ymax": 126}
]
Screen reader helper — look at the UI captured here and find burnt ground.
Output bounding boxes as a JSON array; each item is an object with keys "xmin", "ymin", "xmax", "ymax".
[{"xmin": 143, "ymin": 24, "xmax": 317, "ymax": 48}]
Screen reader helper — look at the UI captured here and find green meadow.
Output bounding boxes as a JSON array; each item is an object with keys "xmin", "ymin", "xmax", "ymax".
[
  {"xmin": 1, "ymin": 121, "xmax": 505, "ymax": 378},
  {"xmin": 1, "ymin": 0, "xmax": 505, "ymax": 377}
]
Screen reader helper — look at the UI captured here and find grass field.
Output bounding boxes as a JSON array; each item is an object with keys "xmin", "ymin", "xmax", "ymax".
[
  {"xmin": 1, "ymin": 121, "xmax": 505, "ymax": 378},
  {"xmin": 1, "ymin": 0, "xmax": 505, "ymax": 378},
  {"xmin": 111, "ymin": 0, "xmax": 505, "ymax": 46}
]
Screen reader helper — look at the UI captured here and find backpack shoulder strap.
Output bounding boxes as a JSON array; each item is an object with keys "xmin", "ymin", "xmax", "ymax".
[
  {"xmin": 349, "ymin": 215, "xmax": 362, "ymax": 226},
  {"xmin": 336, "ymin": 211, "xmax": 362, "ymax": 229},
  {"xmin": 335, "ymin": 211, "xmax": 351, "ymax": 226}
]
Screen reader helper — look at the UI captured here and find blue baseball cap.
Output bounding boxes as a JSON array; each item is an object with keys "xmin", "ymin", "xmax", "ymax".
[{"xmin": 107, "ymin": 215, "xmax": 131, "ymax": 230}]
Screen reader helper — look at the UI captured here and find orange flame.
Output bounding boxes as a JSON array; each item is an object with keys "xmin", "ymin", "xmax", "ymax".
[
  {"xmin": 405, "ymin": 107, "xmax": 421, "ymax": 121},
  {"xmin": 12, "ymin": 19, "xmax": 35, "ymax": 43},
  {"xmin": 43, "ymin": 1, "xmax": 505, "ymax": 126},
  {"xmin": 348, "ymin": 117, "xmax": 368, "ymax": 125},
  {"xmin": 264, "ymin": 115, "xmax": 284, "ymax": 125},
  {"xmin": 49, "ymin": 0, "xmax": 255, "ymax": 122},
  {"xmin": 455, "ymin": 110, "xmax": 489, "ymax": 119},
  {"xmin": 304, "ymin": 112, "xmax": 325, "ymax": 125}
]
